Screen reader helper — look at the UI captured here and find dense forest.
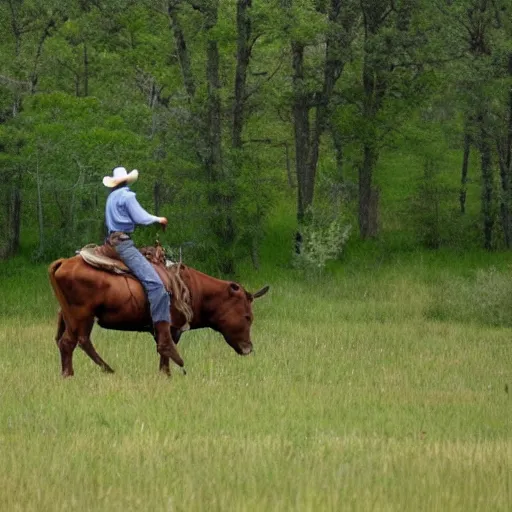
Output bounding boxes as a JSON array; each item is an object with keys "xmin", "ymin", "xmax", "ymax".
[{"xmin": 1, "ymin": 0, "xmax": 512, "ymax": 274}]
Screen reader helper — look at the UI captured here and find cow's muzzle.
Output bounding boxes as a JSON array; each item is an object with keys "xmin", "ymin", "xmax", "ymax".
[{"xmin": 238, "ymin": 342, "xmax": 253, "ymax": 356}]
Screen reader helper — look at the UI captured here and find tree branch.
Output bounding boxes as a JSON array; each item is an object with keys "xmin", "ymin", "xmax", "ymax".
[
  {"xmin": 30, "ymin": 16, "xmax": 58, "ymax": 92},
  {"xmin": 244, "ymin": 51, "xmax": 286, "ymax": 101}
]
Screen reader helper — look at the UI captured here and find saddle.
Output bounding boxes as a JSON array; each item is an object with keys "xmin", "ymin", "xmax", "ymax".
[{"xmin": 79, "ymin": 237, "xmax": 172, "ymax": 294}]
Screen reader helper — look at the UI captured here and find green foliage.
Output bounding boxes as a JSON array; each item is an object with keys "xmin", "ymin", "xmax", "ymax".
[
  {"xmin": 3, "ymin": 92, "xmax": 153, "ymax": 259},
  {"xmin": 294, "ymin": 215, "xmax": 351, "ymax": 272},
  {"xmin": 293, "ymin": 201, "xmax": 352, "ymax": 273},
  {"xmin": 2, "ymin": 0, "xmax": 512, "ymax": 265}
]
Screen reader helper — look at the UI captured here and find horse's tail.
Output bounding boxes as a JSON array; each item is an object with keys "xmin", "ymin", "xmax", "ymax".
[{"xmin": 48, "ymin": 259, "xmax": 75, "ymax": 334}]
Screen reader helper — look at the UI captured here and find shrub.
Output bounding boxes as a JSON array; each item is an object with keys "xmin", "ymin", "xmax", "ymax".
[
  {"xmin": 427, "ymin": 266, "xmax": 512, "ymax": 327},
  {"xmin": 293, "ymin": 207, "xmax": 351, "ymax": 273}
]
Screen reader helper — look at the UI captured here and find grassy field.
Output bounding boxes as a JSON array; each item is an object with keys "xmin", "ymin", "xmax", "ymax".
[{"xmin": 1, "ymin": 249, "xmax": 511, "ymax": 511}]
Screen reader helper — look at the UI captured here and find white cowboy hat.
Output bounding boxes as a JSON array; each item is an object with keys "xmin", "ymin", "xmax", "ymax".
[{"xmin": 102, "ymin": 167, "xmax": 139, "ymax": 188}]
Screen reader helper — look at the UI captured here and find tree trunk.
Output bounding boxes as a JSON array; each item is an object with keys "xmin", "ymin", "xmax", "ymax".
[
  {"xmin": 462, "ymin": 2, "xmax": 495, "ymax": 249},
  {"xmin": 304, "ymin": 0, "xmax": 346, "ymax": 209},
  {"xmin": 10, "ymin": 182, "xmax": 21, "ymax": 256},
  {"xmin": 359, "ymin": 53, "xmax": 383, "ymax": 240},
  {"xmin": 460, "ymin": 131, "xmax": 471, "ymax": 214},
  {"xmin": 169, "ymin": 1, "xmax": 236, "ymax": 274},
  {"xmin": 234, "ymin": 0, "xmax": 262, "ymax": 269},
  {"xmin": 204, "ymin": 5, "xmax": 236, "ymax": 275},
  {"xmin": 206, "ymin": 39, "xmax": 222, "ymax": 181},
  {"xmin": 232, "ymin": 0, "xmax": 251, "ymax": 149},
  {"xmin": 480, "ymin": 119, "xmax": 494, "ymax": 250},
  {"xmin": 359, "ymin": 144, "xmax": 379, "ymax": 238},
  {"xmin": 286, "ymin": 0, "xmax": 356, "ymax": 252},
  {"xmin": 330, "ymin": 120, "xmax": 344, "ymax": 182},
  {"xmin": 358, "ymin": 1, "xmax": 390, "ymax": 239},
  {"xmin": 168, "ymin": 1, "xmax": 196, "ymax": 98},
  {"xmin": 497, "ymin": 54, "xmax": 512, "ymax": 248},
  {"xmin": 0, "ymin": 173, "xmax": 22, "ymax": 259},
  {"xmin": 292, "ymin": 0, "xmax": 351, "ymax": 245},
  {"xmin": 83, "ymin": 42, "xmax": 89, "ymax": 97},
  {"xmin": 291, "ymin": 41, "xmax": 310, "ymax": 226},
  {"xmin": 36, "ymin": 163, "xmax": 45, "ymax": 256},
  {"xmin": 498, "ymin": 155, "xmax": 511, "ymax": 248}
]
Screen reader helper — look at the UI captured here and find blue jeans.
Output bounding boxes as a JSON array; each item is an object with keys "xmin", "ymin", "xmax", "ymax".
[{"xmin": 115, "ymin": 239, "xmax": 170, "ymax": 324}]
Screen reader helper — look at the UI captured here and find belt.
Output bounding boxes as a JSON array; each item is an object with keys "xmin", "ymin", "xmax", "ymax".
[{"xmin": 107, "ymin": 231, "xmax": 132, "ymax": 246}]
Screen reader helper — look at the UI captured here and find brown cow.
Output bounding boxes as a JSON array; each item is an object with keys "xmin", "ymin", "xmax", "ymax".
[{"xmin": 48, "ymin": 254, "xmax": 269, "ymax": 377}]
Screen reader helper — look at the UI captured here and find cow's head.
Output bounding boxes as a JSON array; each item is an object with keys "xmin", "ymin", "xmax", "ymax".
[{"xmin": 211, "ymin": 282, "xmax": 269, "ymax": 355}]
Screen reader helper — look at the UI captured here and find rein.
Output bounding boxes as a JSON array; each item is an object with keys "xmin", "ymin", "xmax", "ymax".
[{"xmin": 166, "ymin": 262, "xmax": 193, "ymax": 330}]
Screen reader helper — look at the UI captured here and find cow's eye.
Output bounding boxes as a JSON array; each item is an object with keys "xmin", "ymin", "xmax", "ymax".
[{"xmin": 245, "ymin": 315, "xmax": 251, "ymax": 322}]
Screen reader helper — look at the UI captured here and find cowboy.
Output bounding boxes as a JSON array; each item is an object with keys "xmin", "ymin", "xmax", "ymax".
[{"xmin": 103, "ymin": 166, "xmax": 179, "ymax": 362}]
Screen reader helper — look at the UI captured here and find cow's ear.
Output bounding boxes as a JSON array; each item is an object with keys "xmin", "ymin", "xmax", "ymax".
[{"xmin": 252, "ymin": 285, "xmax": 269, "ymax": 299}]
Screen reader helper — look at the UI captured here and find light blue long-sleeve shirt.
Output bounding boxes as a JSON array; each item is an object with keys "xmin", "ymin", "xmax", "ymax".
[{"xmin": 105, "ymin": 186, "xmax": 160, "ymax": 234}]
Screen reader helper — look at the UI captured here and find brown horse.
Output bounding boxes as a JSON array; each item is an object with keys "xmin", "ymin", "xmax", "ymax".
[{"xmin": 48, "ymin": 254, "xmax": 269, "ymax": 377}]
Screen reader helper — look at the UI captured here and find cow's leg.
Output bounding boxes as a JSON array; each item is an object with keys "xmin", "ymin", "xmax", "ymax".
[
  {"xmin": 159, "ymin": 355, "xmax": 170, "ymax": 376},
  {"xmin": 153, "ymin": 331, "xmax": 170, "ymax": 375},
  {"xmin": 156, "ymin": 327, "xmax": 183, "ymax": 375},
  {"xmin": 171, "ymin": 326, "xmax": 183, "ymax": 345},
  {"xmin": 78, "ymin": 338, "xmax": 115, "ymax": 373},
  {"xmin": 58, "ymin": 328, "xmax": 78, "ymax": 378},
  {"xmin": 77, "ymin": 318, "xmax": 115, "ymax": 373},
  {"xmin": 55, "ymin": 310, "xmax": 66, "ymax": 346}
]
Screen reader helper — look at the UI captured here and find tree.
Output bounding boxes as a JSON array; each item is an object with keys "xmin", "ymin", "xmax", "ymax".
[
  {"xmin": 439, "ymin": 0, "xmax": 512, "ymax": 249},
  {"xmin": 282, "ymin": 0, "xmax": 358, "ymax": 251},
  {"xmin": 165, "ymin": 0, "xmax": 281, "ymax": 274},
  {"xmin": 0, "ymin": 0, "xmax": 65, "ymax": 259},
  {"xmin": 357, "ymin": 0, "xmax": 423, "ymax": 238}
]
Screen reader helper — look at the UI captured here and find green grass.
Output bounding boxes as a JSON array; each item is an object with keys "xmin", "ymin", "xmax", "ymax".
[{"xmin": 1, "ymin": 252, "xmax": 511, "ymax": 511}]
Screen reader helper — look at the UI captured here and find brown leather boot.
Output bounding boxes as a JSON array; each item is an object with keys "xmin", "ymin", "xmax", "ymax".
[{"xmin": 154, "ymin": 321, "xmax": 184, "ymax": 367}]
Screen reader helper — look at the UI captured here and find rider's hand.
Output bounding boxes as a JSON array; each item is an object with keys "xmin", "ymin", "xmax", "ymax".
[{"xmin": 159, "ymin": 217, "xmax": 168, "ymax": 226}]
